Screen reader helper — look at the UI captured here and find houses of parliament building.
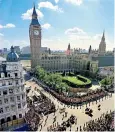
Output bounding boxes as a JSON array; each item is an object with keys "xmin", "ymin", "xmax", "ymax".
[{"xmin": 29, "ymin": 5, "xmax": 109, "ymax": 74}]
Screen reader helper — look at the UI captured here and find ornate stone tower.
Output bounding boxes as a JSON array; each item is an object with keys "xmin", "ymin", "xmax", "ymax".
[
  {"xmin": 88, "ymin": 45, "xmax": 92, "ymax": 60},
  {"xmin": 99, "ymin": 31, "xmax": 106, "ymax": 55},
  {"xmin": 29, "ymin": 5, "xmax": 41, "ymax": 68}
]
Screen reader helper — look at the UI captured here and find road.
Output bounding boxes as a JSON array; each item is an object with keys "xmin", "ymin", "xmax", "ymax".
[{"xmin": 25, "ymin": 80, "xmax": 114, "ymax": 131}]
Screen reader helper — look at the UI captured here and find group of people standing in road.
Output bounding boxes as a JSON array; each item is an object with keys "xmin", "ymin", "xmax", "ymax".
[
  {"xmin": 84, "ymin": 111, "xmax": 114, "ymax": 131},
  {"xmin": 48, "ymin": 114, "xmax": 77, "ymax": 131}
]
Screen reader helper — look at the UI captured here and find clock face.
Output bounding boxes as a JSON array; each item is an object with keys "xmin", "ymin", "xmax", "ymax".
[{"xmin": 34, "ymin": 30, "xmax": 39, "ymax": 35}]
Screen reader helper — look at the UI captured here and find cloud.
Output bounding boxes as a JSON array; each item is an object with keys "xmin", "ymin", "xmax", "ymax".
[
  {"xmin": 65, "ymin": 27, "xmax": 114, "ymax": 50},
  {"xmin": 55, "ymin": 0, "xmax": 59, "ymax": 3},
  {"xmin": 42, "ymin": 23, "xmax": 51, "ymax": 29},
  {"xmin": 69, "ymin": 35, "xmax": 91, "ymax": 40},
  {"xmin": 21, "ymin": 8, "xmax": 43, "ymax": 20},
  {"xmin": 65, "ymin": 27, "xmax": 93, "ymax": 41},
  {"xmin": 42, "ymin": 37, "xmax": 66, "ymax": 50},
  {"xmin": 65, "ymin": 27, "xmax": 86, "ymax": 35},
  {"xmin": 0, "ymin": 23, "xmax": 15, "ymax": 29},
  {"xmin": 12, "ymin": 40, "xmax": 29, "ymax": 47},
  {"xmin": 0, "ymin": 35, "xmax": 11, "ymax": 48},
  {"xmin": 0, "ymin": 33, "xmax": 4, "ymax": 36},
  {"xmin": 38, "ymin": 1, "xmax": 63, "ymax": 13},
  {"xmin": 65, "ymin": 0, "xmax": 83, "ymax": 6}
]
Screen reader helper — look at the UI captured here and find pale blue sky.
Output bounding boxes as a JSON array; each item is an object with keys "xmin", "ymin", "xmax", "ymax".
[{"xmin": 0, "ymin": 0, "xmax": 114, "ymax": 50}]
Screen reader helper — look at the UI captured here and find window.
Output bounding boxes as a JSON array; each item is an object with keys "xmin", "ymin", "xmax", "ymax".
[
  {"xmin": 8, "ymin": 81, "xmax": 12, "ymax": 85},
  {"xmin": 16, "ymin": 80, "xmax": 18, "ymax": 85},
  {"xmin": 15, "ymin": 88, "xmax": 19, "ymax": 93},
  {"xmin": 11, "ymin": 105, "xmax": 15, "ymax": 111},
  {"xmin": 3, "ymin": 90, "xmax": 7, "ymax": 95},
  {"xmin": 22, "ymin": 94, "xmax": 24, "ymax": 100},
  {"xmin": 19, "ymin": 114, "xmax": 22, "ymax": 118},
  {"xmin": 10, "ymin": 97, "xmax": 14, "ymax": 102},
  {"xmin": 8, "ymin": 74, "xmax": 10, "ymax": 77},
  {"xmin": 17, "ymin": 96, "xmax": 20, "ymax": 101},
  {"xmin": 0, "ymin": 100, "xmax": 2, "ymax": 105},
  {"xmin": 9, "ymin": 89, "xmax": 13, "ymax": 94},
  {"xmin": 15, "ymin": 73, "xmax": 18, "ymax": 77},
  {"xmin": 4, "ymin": 98, "xmax": 8, "ymax": 104},
  {"xmin": 5, "ymin": 106, "xmax": 10, "ymax": 112},
  {"xmin": 22, "ymin": 102, "xmax": 26, "ymax": 107},
  {"xmin": 2, "ymin": 82, "xmax": 6, "ymax": 86},
  {"xmin": 18, "ymin": 104, "xmax": 21, "ymax": 109},
  {"xmin": 21, "ymin": 87, "xmax": 24, "ymax": 91},
  {"xmin": 0, "ymin": 108, "xmax": 3, "ymax": 113}
]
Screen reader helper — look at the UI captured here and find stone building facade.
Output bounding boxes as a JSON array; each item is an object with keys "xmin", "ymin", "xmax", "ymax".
[{"xmin": 0, "ymin": 46, "xmax": 27, "ymax": 130}]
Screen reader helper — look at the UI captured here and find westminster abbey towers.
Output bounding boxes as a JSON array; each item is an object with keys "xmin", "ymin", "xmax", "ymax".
[{"xmin": 29, "ymin": 5, "xmax": 41, "ymax": 68}]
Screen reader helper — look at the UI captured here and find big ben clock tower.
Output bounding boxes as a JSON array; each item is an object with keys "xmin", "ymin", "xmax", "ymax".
[{"xmin": 29, "ymin": 5, "xmax": 41, "ymax": 68}]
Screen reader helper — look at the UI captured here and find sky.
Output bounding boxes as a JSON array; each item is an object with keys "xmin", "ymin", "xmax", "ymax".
[{"xmin": 0, "ymin": 0, "xmax": 114, "ymax": 51}]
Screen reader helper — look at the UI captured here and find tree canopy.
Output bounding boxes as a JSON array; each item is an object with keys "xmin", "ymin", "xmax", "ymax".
[{"xmin": 35, "ymin": 65, "xmax": 69, "ymax": 93}]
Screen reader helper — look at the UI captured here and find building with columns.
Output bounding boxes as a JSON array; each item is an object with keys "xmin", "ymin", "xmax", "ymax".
[
  {"xmin": 0, "ymin": 46, "xmax": 27, "ymax": 130},
  {"xmin": 29, "ymin": 5, "xmax": 98, "ymax": 74}
]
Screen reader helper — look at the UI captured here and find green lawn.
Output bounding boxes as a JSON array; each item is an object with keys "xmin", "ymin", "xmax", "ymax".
[
  {"xmin": 63, "ymin": 75, "xmax": 91, "ymax": 86},
  {"xmin": 63, "ymin": 76, "xmax": 85, "ymax": 85}
]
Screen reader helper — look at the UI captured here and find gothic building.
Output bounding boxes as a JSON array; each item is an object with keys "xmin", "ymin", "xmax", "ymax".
[
  {"xmin": 0, "ymin": 46, "xmax": 27, "ymax": 130},
  {"xmin": 29, "ymin": 5, "xmax": 41, "ymax": 68},
  {"xmin": 29, "ymin": 5, "xmax": 98, "ymax": 73},
  {"xmin": 99, "ymin": 31, "xmax": 106, "ymax": 55}
]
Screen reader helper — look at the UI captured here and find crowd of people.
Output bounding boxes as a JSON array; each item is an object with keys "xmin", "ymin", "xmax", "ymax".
[
  {"xmin": 26, "ymin": 78, "xmax": 113, "ymax": 131},
  {"xmin": 84, "ymin": 111, "xmax": 114, "ymax": 131},
  {"xmin": 25, "ymin": 91, "xmax": 56, "ymax": 130},
  {"xmin": 44, "ymin": 86, "xmax": 108, "ymax": 105},
  {"xmin": 35, "ymin": 99, "xmax": 56, "ymax": 115},
  {"xmin": 25, "ymin": 106, "xmax": 41, "ymax": 131}
]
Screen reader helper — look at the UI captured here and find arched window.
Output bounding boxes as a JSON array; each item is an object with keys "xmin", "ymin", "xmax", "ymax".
[
  {"xmin": 8, "ymin": 74, "xmax": 10, "ymax": 77},
  {"xmin": 13, "ymin": 115, "xmax": 16, "ymax": 120},
  {"xmin": 19, "ymin": 114, "xmax": 22, "ymax": 118},
  {"xmin": 7, "ymin": 117, "xmax": 11, "ymax": 122},
  {"xmin": 1, "ymin": 118, "xmax": 5, "ymax": 124}
]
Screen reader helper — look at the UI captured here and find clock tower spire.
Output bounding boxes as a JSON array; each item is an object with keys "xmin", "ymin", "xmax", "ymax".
[
  {"xmin": 29, "ymin": 4, "xmax": 41, "ymax": 68},
  {"xmin": 31, "ymin": 4, "xmax": 40, "ymax": 26}
]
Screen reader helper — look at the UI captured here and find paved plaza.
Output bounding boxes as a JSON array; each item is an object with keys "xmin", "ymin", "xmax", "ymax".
[{"xmin": 26, "ymin": 80, "xmax": 114, "ymax": 131}]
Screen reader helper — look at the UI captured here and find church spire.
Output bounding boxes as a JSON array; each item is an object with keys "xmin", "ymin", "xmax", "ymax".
[{"xmin": 102, "ymin": 30, "xmax": 105, "ymax": 41}]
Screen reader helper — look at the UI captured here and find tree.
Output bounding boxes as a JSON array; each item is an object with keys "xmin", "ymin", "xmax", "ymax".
[
  {"xmin": 35, "ymin": 65, "xmax": 70, "ymax": 93},
  {"xmin": 58, "ymin": 82, "xmax": 69, "ymax": 93},
  {"xmin": 35, "ymin": 65, "xmax": 46, "ymax": 81}
]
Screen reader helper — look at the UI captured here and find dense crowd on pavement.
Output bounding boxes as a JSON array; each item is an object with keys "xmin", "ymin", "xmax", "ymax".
[
  {"xmin": 35, "ymin": 98, "xmax": 56, "ymax": 115},
  {"xmin": 44, "ymin": 87, "xmax": 108, "ymax": 105},
  {"xmin": 83, "ymin": 111, "xmax": 114, "ymax": 131},
  {"xmin": 25, "ymin": 105, "xmax": 41, "ymax": 131},
  {"xmin": 25, "ymin": 92, "xmax": 56, "ymax": 130}
]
